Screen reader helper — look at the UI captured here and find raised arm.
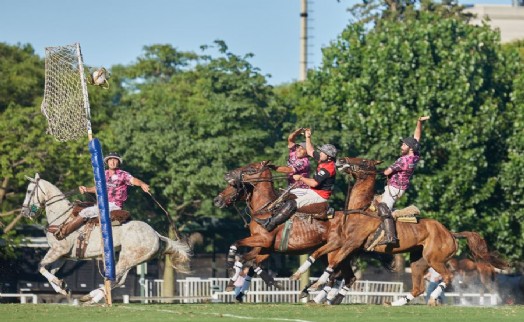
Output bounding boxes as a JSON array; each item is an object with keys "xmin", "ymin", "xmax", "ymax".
[
  {"xmin": 287, "ymin": 128, "xmax": 304, "ymax": 148},
  {"xmin": 304, "ymin": 128, "xmax": 315, "ymax": 157},
  {"xmin": 413, "ymin": 116, "xmax": 430, "ymax": 142}
]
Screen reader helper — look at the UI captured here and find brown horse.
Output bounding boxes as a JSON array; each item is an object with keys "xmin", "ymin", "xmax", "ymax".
[
  {"xmin": 213, "ymin": 160, "xmax": 361, "ymax": 301},
  {"xmin": 448, "ymin": 258, "xmax": 497, "ymax": 294},
  {"xmin": 291, "ymin": 156, "xmax": 508, "ymax": 306}
]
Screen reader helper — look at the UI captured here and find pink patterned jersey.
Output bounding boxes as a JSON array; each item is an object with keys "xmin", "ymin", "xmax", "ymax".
[
  {"xmin": 388, "ymin": 154, "xmax": 420, "ymax": 190},
  {"xmin": 287, "ymin": 145, "xmax": 310, "ymax": 189},
  {"xmin": 106, "ymin": 169, "xmax": 133, "ymax": 207}
]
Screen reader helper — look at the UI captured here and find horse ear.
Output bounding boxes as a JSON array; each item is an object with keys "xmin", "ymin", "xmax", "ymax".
[
  {"xmin": 374, "ymin": 160, "xmax": 383, "ymax": 166},
  {"xmin": 25, "ymin": 175, "xmax": 34, "ymax": 182},
  {"xmin": 35, "ymin": 173, "xmax": 40, "ymax": 180},
  {"xmin": 261, "ymin": 160, "xmax": 270, "ymax": 166}
]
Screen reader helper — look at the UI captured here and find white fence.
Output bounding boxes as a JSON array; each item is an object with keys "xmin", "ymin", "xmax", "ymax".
[
  {"xmin": 133, "ymin": 278, "xmax": 404, "ymax": 304},
  {"xmin": 0, "ymin": 293, "xmax": 38, "ymax": 304},
  {"xmin": 128, "ymin": 277, "xmax": 498, "ymax": 305}
]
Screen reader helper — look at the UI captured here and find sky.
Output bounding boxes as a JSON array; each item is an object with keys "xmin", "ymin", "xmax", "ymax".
[{"xmin": 0, "ymin": 0, "xmax": 513, "ymax": 86}]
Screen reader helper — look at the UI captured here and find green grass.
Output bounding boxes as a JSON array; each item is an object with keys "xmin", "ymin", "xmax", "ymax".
[{"xmin": 1, "ymin": 303, "xmax": 523, "ymax": 322}]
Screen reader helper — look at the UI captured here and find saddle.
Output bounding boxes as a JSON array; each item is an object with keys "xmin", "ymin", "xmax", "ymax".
[
  {"xmin": 364, "ymin": 196, "xmax": 420, "ymax": 251},
  {"xmin": 47, "ymin": 202, "xmax": 131, "ymax": 242},
  {"xmin": 369, "ymin": 195, "xmax": 420, "ymax": 223},
  {"xmin": 71, "ymin": 202, "xmax": 131, "ymax": 225},
  {"xmin": 269, "ymin": 190, "xmax": 334, "ymax": 221}
]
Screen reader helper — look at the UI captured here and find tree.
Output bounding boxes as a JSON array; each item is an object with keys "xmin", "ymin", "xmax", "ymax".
[
  {"xmin": 294, "ymin": 4, "xmax": 522, "ymax": 259},
  {"xmin": 105, "ymin": 42, "xmax": 281, "ymax": 293}
]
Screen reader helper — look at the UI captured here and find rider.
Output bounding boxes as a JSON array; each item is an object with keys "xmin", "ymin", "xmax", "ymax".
[
  {"xmin": 255, "ymin": 128, "xmax": 337, "ymax": 232},
  {"xmin": 378, "ymin": 116, "xmax": 430, "ymax": 245},
  {"xmin": 53, "ymin": 152, "xmax": 150, "ymax": 240},
  {"xmin": 269, "ymin": 128, "xmax": 311, "ymax": 189}
]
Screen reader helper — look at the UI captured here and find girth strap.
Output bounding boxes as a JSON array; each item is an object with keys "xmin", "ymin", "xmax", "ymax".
[{"xmin": 278, "ymin": 218, "xmax": 294, "ymax": 252}]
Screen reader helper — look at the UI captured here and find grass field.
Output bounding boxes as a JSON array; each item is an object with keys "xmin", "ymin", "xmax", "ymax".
[{"xmin": 1, "ymin": 303, "xmax": 524, "ymax": 322}]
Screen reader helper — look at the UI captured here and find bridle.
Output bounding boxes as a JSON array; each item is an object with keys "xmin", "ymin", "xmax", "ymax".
[
  {"xmin": 21, "ymin": 178, "xmax": 75, "ymax": 223},
  {"xmin": 338, "ymin": 157, "xmax": 378, "ymax": 179},
  {"xmin": 21, "ymin": 178, "xmax": 47, "ymax": 218},
  {"xmin": 218, "ymin": 162, "xmax": 280, "ymax": 225}
]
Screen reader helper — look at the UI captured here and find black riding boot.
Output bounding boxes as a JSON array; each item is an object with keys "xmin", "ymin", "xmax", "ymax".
[
  {"xmin": 254, "ymin": 200, "xmax": 297, "ymax": 232},
  {"xmin": 377, "ymin": 202, "xmax": 398, "ymax": 245}
]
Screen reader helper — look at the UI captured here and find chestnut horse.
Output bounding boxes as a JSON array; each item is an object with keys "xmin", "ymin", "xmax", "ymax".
[
  {"xmin": 213, "ymin": 160, "xmax": 363, "ymax": 301},
  {"xmin": 448, "ymin": 258, "xmax": 497, "ymax": 296},
  {"xmin": 291, "ymin": 156, "xmax": 508, "ymax": 306}
]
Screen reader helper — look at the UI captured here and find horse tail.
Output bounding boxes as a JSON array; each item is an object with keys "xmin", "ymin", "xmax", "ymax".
[
  {"xmin": 453, "ymin": 231, "xmax": 509, "ymax": 270},
  {"xmin": 158, "ymin": 234, "xmax": 192, "ymax": 274}
]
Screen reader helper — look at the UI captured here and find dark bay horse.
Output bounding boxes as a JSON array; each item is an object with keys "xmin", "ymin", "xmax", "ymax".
[
  {"xmin": 213, "ymin": 160, "xmax": 360, "ymax": 300},
  {"xmin": 291, "ymin": 156, "xmax": 508, "ymax": 306}
]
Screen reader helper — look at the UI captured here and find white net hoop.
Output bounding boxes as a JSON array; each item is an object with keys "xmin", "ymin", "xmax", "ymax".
[{"xmin": 41, "ymin": 43, "xmax": 91, "ymax": 142}]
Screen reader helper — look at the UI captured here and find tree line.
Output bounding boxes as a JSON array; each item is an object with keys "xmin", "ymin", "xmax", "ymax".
[{"xmin": 1, "ymin": 1, "xmax": 523, "ymax": 263}]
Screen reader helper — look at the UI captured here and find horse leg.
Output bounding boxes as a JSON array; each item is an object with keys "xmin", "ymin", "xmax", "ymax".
[
  {"xmin": 328, "ymin": 257, "xmax": 356, "ymax": 305},
  {"xmin": 390, "ymin": 249, "xmax": 428, "ymax": 306},
  {"xmin": 253, "ymin": 254, "xmax": 281, "ymax": 289},
  {"xmin": 39, "ymin": 245, "xmax": 71, "ymax": 295},
  {"xmin": 291, "ymin": 240, "xmax": 342, "ymax": 281},
  {"xmin": 312, "ymin": 270, "xmax": 344, "ymax": 304},
  {"xmin": 426, "ymin": 260, "xmax": 453, "ymax": 306},
  {"xmin": 310, "ymin": 239, "xmax": 362, "ymax": 290},
  {"xmin": 299, "ymin": 255, "xmax": 328, "ymax": 299},
  {"xmin": 227, "ymin": 235, "xmax": 273, "ymax": 268},
  {"xmin": 82, "ymin": 225, "xmax": 160, "ymax": 305},
  {"xmin": 226, "ymin": 244, "xmax": 239, "ymax": 268}
]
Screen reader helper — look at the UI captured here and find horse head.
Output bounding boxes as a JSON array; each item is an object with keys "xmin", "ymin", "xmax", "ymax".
[
  {"xmin": 21, "ymin": 173, "xmax": 46, "ymax": 219},
  {"xmin": 214, "ymin": 160, "xmax": 273, "ymax": 208},
  {"xmin": 21, "ymin": 174, "xmax": 71, "ymax": 225},
  {"xmin": 336, "ymin": 157, "xmax": 382, "ymax": 179}
]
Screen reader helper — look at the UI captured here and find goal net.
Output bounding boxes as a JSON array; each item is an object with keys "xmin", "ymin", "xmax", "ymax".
[{"xmin": 41, "ymin": 43, "xmax": 91, "ymax": 142}]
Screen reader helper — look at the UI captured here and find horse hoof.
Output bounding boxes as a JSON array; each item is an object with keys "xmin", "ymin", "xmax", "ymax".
[
  {"xmin": 272, "ymin": 281, "xmax": 283, "ymax": 290},
  {"xmin": 383, "ymin": 301, "xmax": 392, "ymax": 306}
]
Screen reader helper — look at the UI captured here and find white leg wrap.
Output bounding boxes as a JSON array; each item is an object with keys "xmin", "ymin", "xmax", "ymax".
[
  {"xmin": 430, "ymin": 282, "xmax": 446, "ymax": 300},
  {"xmin": 316, "ymin": 268, "xmax": 333, "ymax": 285},
  {"xmin": 228, "ymin": 245, "xmax": 237, "ymax": 255},
  {"xmin": 313, "ymin": 286, "xmax": 330, "ymax": 304},
  {"xmin": 391, "ymin": 293, "xmax": 414, "ymax": 306},
  {"xmin": 338, "ymin": 286, "xmax": 350, "ymax": 297},
  {"xmin": 297, "ymin": 256, "xmax": 315, "ymax": 274},
  {"xmin": 91, "ymin": 288, "xmax": 105, "ymax": 303},
  {"xmin": 326, "ymin": 287, "xmax": 340, "ymax": 301},
  {"xmin": 40, "ymin": 267, "xmax": 55, "ymax": 281}
]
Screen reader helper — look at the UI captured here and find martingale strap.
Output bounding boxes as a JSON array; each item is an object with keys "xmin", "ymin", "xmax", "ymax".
[{"xmin": 278, "ymin": 218, "xmax": 294, "ymax": 252}]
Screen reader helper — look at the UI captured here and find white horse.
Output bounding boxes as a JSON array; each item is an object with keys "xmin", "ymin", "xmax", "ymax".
[{"xmin": 20, "ymin": 173, "xmax": 191, "ymax": 304}]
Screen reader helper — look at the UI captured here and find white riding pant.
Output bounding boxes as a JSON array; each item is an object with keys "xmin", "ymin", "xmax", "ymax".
[
  {"xmin": 380, "ymin": 185, "xmax": 405, "ymax": 210},
  {"xmin": 79, "ymin": 202, "xmax": 121, "ymax": 219},
  {"xmin": 290, "ymin": 188, "xmax": 328, "ymax": 208}
]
